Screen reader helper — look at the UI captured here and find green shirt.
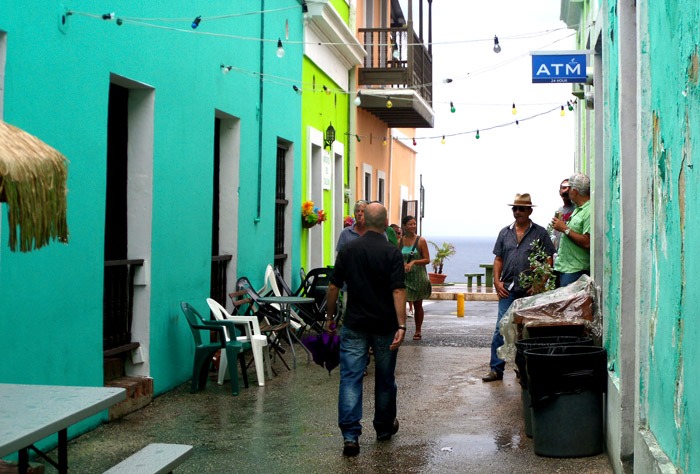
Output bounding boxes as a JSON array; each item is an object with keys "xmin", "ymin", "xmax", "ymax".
[
  {"xmin": 554, "ymin": 200, "xmax": 591, "ymax": 273},
  {"xmin": 385, "ymin": 226, "xmax": 398, "ymax": 246}
]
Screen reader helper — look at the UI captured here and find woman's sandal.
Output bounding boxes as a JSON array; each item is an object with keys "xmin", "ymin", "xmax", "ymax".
[{"xmin": 413, "ymin": 333, "xmax": 422, "ymax": 341}]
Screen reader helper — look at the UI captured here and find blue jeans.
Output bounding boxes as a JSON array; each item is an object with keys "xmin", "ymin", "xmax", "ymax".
[
  {"xmin": 490, "ymin": 293, "xmax": 517, "ymax": 375},
  {"xmin": 559, "ymin": 270, "xmax": 589, "ymax": 287},
  {"xmin": 338, "ymin": 326, "xmax": 398, "ymax": 442}
]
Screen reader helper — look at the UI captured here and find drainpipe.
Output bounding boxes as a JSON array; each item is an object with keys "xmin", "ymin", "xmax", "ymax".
[
  {"xmin": 388, "ymin": 130, "xmax": 394, "ymax": 220},
  {"xmin": 348, "ymin": 0, "xmax": 358, "ymax": 205},
  {"xmin": 255, "ymin": 0, "xmax": 265, "ymax": 223}
]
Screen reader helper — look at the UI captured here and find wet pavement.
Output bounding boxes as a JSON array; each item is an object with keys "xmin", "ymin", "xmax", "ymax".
[{"xmin": 56, "ymin": 300, "xmax": 613, "ymax": 473}]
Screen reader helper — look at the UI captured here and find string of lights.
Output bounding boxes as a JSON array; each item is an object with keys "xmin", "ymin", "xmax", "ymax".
[
  {"xmin": 68, "ymin": 8, "xmax": 571, "ymax": 50},
  {"xmin": 341, "ymin": 103, "xmax": 575, "ymax": 146}
]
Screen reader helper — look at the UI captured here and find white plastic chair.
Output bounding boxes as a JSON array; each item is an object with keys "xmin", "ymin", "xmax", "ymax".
[{"xmin": 206, "ymin": 298, "xmax": 272, "ymax": 387}]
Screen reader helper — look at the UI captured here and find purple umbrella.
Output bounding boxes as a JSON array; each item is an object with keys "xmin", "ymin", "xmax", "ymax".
[{"xmin": 301, "ymin": 323, "xmax": 340, "ymax": 374}]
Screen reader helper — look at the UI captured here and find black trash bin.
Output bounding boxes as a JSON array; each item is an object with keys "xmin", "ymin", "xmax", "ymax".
[
  {"xmin": 514, "ymin": 336, "xmax": 592, "ymax": 437},
  {"xmin": 525, "ymin": 345, "xmax": 607, "ymax": 457}
]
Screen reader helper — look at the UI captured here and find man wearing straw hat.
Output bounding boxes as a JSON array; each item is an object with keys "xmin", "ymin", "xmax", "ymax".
[{"xmin": 482, "ymin": 193, "xmax": 556, "ymax": 382}]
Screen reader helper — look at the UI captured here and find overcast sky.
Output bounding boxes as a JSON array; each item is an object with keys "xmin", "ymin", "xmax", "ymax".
[{"xmin": 409, "ymin": 0, "xmax": 577, "ymax": 237}]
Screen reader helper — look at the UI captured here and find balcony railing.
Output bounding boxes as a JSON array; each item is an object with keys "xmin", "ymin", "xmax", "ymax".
[
  {"xmin": 103, "ymin": 259, "xmax": 144, "ymax": 355},
  {"xmin": 357, "ymin": 25, "xmax": 433, "ymax": 128}
]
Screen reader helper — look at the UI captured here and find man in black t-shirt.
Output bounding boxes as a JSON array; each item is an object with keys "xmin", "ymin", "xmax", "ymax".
[{"xmin": 326, "ymin": 202, "xmax": 407, "ymax": 457}]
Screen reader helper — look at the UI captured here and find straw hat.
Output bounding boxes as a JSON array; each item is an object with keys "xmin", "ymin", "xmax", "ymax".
[
  {"xmin": 507, "ymin": 193, "xmax": 535, "ymax": 207},
  {"xmin": 0, "ymin": 121, "xmax": 69, "ymax": 251}
]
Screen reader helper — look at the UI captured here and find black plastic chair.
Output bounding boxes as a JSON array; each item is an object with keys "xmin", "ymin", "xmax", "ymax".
[
  {"xmin": 180, "ymin": 302, "xmax": 247, "ymax": 396},
  {"xmin": 296, "ymin": 267, "xmax": 340, "ymax": 326}
]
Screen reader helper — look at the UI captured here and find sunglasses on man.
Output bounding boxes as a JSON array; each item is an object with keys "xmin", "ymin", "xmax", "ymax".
[{"xmin": 512, "ymin": 206, "xmax": 530, "ymax": 212}]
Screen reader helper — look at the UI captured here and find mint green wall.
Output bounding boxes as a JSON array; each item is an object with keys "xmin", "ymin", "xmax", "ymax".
[
  {"xmin": 0, "ymin": 0, "xmax": 302, "ymax": 435},
  {"xmin": 641, "ymin": 1, "xmax": 700, "ymax": 471},
  {"xmin": 601, "ymin": 4, "xmax": 621, "ymax": 377}
]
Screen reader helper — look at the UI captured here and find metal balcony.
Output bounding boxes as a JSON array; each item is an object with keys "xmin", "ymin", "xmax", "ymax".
[{"xmin": 357, "ymin": 26, "xmax": 434, "ymax": 128}]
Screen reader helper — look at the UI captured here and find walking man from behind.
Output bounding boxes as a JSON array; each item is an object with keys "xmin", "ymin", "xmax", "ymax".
[
  {"xmin": 326, "ymin": 202, "xmax": 407, "ymax": 456},
  {"xmin": 551, "ymin": 172, "xmax": 591, "ymax": 286},
  {"xmin": 483, "ymin": 193, "xmax": 556, "ymax": 382}
]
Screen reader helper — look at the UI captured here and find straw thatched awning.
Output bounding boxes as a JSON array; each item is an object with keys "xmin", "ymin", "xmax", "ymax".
[{"xmin": 0, "ymin": 121, "xmax": 68, "ymax": 252}]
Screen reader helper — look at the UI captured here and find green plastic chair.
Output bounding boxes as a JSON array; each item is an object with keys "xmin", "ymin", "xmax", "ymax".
[{"xmin": 180, "ymin": 302, "xmax": 246, "ymax": 396}]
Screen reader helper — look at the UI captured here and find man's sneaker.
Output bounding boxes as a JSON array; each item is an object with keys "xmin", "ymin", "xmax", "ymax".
[
  {"xmin": 342, "ymin": 440, "xmax": 360, "ymax": 457},
  {"xmin": 377, "ymin": 419, "xmax": 400, "ymax": 441}
]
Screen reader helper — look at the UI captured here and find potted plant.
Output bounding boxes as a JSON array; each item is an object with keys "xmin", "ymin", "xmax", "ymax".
[{"xmin": 428, "ymin": 241, "xmax": 456, "ymax": 284}]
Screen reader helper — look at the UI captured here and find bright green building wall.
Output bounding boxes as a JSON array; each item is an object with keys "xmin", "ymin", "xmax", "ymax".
[{"xmin": 299, "ymin": 20, "xmax": 351, "ymax": 267}]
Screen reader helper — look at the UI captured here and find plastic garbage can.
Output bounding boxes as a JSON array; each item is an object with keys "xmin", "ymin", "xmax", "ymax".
[
  {"xmin": 525, "ymin": 345, "xmax": 607, "ymax": 457},
  {"xmin": 514, "ymin": 336, "xmax": 592, "ymax": 437},
  {"xmin": 524, "ymin": 322, "xmax": 586, "ymax": 338}
]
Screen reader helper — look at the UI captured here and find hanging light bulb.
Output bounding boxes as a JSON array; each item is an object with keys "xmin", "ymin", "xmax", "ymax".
[
  {"xmin": 443, "ymin": 78, "xmax": 453, "ymax": 84},
  {"xmin": 386, "ymin": 97, "xmax": 393, "ymax": 108},
  {"xmin": 493, "ymin": 35, "xmax": 501, "ymax": 53},
  {"xmin": 292, "ymin": 85, "xmax": 301, "ymax": 94},
  {"xmin": 567, "ymin": 100, "xmax": 574, "ymax": 111},
  {"xmin": 383, "ymin": 137, "xmax": 387, "ymax": 146},
  {"xmin": 116, "ymin": 18, "xmax": 123, "ymax": 26},
  {"xmin": 322, "ymin": 85, "xmax": 331, "ymax": 95},
  {"xmin": 276, "ymin": 39, "xmax": 285, "ymax": 58},
  {"xmin": 220, "ymin": 64, "xmax": 232, "ymax": 75},
  {"xmin": 412, "ymin": 138, "xmax": 417, "ymax": 146},
  {"xmin": 516, "ymin": 120, "xmax": 520, "ymax": 126},
  {"xmin": 354, "ymin": 91, "xmax": 362, "ymax": 106},
  {"xmin": 392, "ymin": 44, "xmax": 400, "ymax": 59},
  {"xmin": 512, "ymin": 103, "xmax": 517, "ymax": 115},
  {"xmin": 355, "ymin": 134, "xmax": 361, "ymax": 142},
  {"xmin": 102, "ymin": 12, "xmax": 115, "ymax": 20},
  {"xmin": 191, "ymin": 16, "xmax": 201, "ymax": 29},
  {"xmin": 475, "ymin": 130, "xmax": 480, "ymax": 139},
  {"xmin": 441, "ymin": 136, "xmax": 446, "ymax": 145},
  {"xmin": 560, "ymin": 105, "xmax": 565, "ymax": 116},
  {"xmin": 450, "ymin": 102, "xmax": 456, "ymax": 113}
]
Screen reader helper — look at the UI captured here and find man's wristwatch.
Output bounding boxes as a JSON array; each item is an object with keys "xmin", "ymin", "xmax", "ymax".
[
  {"xmin": 564, "ymin": 228, "xmax": 571, "ymax": 236},
  {"xmin": 397, "ymin": 325, "xmax": 407, "ymax": 331}
]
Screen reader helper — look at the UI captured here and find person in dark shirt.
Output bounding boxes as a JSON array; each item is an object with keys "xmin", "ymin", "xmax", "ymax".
[
  {"xmin": 326, "ymin": 202, "xmax": 407, "ymax": 457},
  {"xmin": 482, "ymin": 193, "xmax": 556, "ymax": 383}
]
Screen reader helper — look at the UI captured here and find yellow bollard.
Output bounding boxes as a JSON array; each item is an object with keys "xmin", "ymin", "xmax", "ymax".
[{"xmin": 457, "ymin": 293, "xmax": 465, "ymax": 317}]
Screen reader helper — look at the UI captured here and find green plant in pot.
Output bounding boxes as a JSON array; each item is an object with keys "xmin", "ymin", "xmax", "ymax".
[
  {"xmin": 518, "ymin": 239, "xmax": 555, "ymax": 294},
  {"xmin": 428, "ymin": 241, "xmax": 456, "ymax": 283}
]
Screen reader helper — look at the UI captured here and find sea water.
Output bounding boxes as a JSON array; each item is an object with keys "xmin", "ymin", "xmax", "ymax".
[{"xmin": 427, "ymin": 236, "xmax": 496, "ymax": 283}]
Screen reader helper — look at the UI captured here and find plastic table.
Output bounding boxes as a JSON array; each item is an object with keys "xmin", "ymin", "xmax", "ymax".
[{"xmin": 0, "ymin": 384, "xmax": 126, "ymax": 473}]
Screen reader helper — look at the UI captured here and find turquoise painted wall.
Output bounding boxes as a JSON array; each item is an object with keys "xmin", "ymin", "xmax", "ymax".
[
  {"xmin": 642, "ymin": 1, "xmax": 700, "ymax": 471},
  {"xmin": 602, "ymin": 3, "xmax": 621, "ymax": 376},
  {"xmin": 0, "ymin": 0, "xmax": 302, "ymax": 438}
]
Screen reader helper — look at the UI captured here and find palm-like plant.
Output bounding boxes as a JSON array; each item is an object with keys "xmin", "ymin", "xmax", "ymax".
[{"xmin": 428, "ymin": 241, "xmax": 457, "ymax": 274}]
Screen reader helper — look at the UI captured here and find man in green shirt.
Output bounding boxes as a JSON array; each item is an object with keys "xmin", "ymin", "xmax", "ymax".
[{"xmin": 551, "ymin": 173, "xmax": 591, "ymax": 287}]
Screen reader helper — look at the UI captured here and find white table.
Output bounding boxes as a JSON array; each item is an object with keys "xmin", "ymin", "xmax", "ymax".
[{"xmin": 0, "ymin": 384, "xmax": 126, "ymax": 473}]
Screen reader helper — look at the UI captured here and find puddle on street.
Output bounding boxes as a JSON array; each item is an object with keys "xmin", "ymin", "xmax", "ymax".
[{"xmin": 432, "ymin": 430, "xmax": 525, "ymax": 457}]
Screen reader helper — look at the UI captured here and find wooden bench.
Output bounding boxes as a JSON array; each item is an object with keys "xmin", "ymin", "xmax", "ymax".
[
  {"xmin": 104, "ymin": 443, "xmax": 193, "ymax": 474},
  {"xmin": 464, "ymin": 273, "xmax": 483, "ymax": 288}
]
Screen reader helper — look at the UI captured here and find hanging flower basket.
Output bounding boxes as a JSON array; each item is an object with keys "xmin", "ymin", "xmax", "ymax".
[{"xmin": 301, "ymin": 200, "xmax": 326, "ymax": 229}]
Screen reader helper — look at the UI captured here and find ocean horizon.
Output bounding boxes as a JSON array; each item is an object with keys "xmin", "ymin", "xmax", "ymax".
[{"xmin": 427, "ymin": 235, "xmax": 496, "ymax": 283}]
